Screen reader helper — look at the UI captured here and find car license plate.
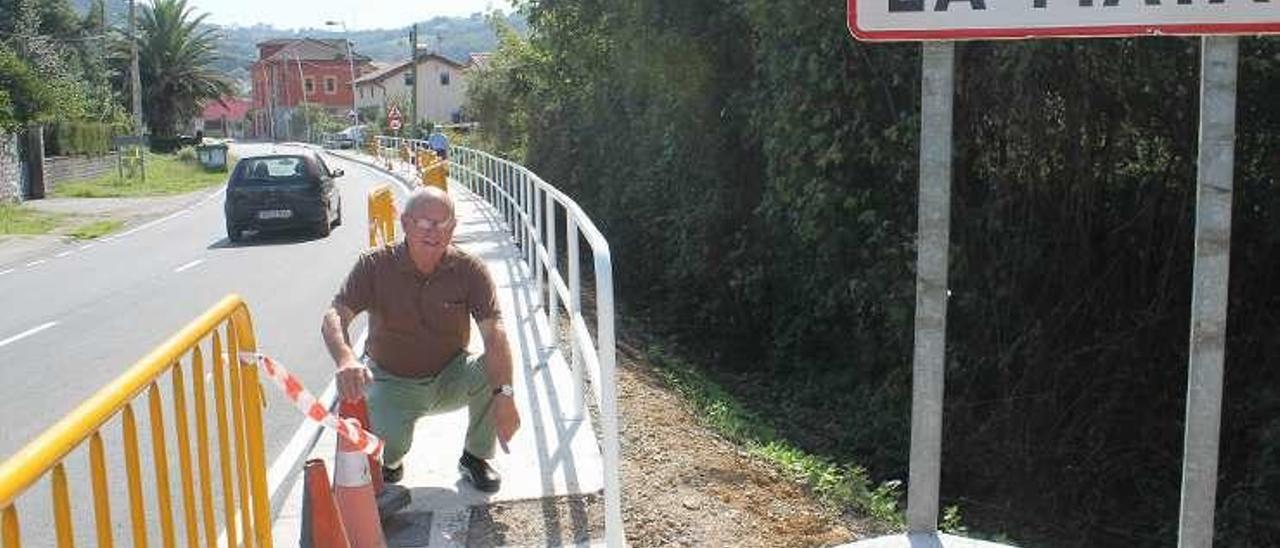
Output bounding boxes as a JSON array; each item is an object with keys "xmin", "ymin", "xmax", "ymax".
[{"xmin": 258, "ymin": 209, "xmax": 292, "ymax": 220}]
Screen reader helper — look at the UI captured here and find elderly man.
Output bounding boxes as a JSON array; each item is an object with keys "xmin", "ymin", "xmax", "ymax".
[{"xmin": 321, "ymin": 187, "xmax": 520, "ymax": 492}]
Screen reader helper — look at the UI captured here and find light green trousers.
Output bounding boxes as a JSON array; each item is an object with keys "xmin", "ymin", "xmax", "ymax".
[{"xmin": 367, "ymin": 352, "xmax": 496, "ymax": 467}]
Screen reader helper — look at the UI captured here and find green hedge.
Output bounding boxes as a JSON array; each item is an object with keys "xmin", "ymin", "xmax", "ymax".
[{"xmin": 43, "ymin": 121, "xmax": 118, "ymax": 156}]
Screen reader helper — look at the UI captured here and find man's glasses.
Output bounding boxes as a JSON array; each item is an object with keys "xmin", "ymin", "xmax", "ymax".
[{"xmin": 407, "ymin": 216, "xmax": 454, "ymax": 231}]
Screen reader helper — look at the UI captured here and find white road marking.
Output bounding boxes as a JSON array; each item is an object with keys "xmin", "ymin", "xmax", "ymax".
[
  {"xmin": 0, "ymin": 322, "xmax": 58, "ymax": 349},
  {"xmin": 0, "ymin": 268, "xmax": 13, "ymax": 276},
  {"xmin": 114, "ymin": 209, "xmax": 186, "ymax": 239},
  {"xmin": 24, "ymin": 260, "xmax": 45, "ymax": 267},
  {"xmin": 79, "ymin": 244, "xmax": 95, "ymax": 251},
  {"xmin": 55, "ymin": 251, "xmax": 72, "ymax": 258},
  {"xmin": 174, "ymin": 259, "xmax": 205, "ymax": 273}
]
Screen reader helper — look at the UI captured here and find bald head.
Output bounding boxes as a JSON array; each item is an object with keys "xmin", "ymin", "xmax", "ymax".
[{"xmin": 404, "ymin": 187, "xmax": 454, "ymax": 219}]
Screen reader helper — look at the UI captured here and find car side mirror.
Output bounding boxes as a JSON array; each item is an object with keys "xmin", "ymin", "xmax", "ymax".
[{"xmin": 332, "ymin": 169, "xmax": 344, "ymax": 178}]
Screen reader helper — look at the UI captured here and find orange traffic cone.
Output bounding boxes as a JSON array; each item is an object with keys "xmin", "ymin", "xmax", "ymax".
[
  {"xmin": 339, "ymin": 399, "xmax": 384, "ymax": 493},
  {"xmin": 300, "ymin": 459, "xmax": 350, "ymax": 548},
  {"xmin": 333, "ymin": 419, "xmax": 388, "ymax": 548}
]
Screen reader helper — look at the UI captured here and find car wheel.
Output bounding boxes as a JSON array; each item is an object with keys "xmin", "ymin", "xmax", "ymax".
[
  {"xmin": 316, "ymin": 216, "xmax": 332, "ymax": 238},
  {"xmin": 333, "ymin": 200, "xmax": 343, "ymax": 227},
  {"xmin": 227, "ymin": 224, "xmax": 243, "ymax": 243}
]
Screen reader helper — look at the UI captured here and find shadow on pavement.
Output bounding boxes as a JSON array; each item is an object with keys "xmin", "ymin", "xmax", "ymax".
[{"xmin": 207, "ymin": 229, "xmax": 331, "ymax": 249}]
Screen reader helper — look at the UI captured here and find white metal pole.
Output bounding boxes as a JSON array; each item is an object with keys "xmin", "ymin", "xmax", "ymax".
[
  {"xmin": 594, "ymin": 251, "xmax": 623, "ymax": 548},
  {"xmin": 1178, "ymin": 35, "xmax": 1238, "ymax": 548},
  {"xmin": 547, "ymin": 192, "xmax": 559, "ymax": 348},
  {"xmin": 907, "ymin": 40, "xmax": 954, "ymax": 534},
  {"xmin": 535, "ymin": 178, "xmax": 545, "ymax": 309},
  {"xmin": 343, "ymin": 24, "xmax": 358, "ymax": 125},
  {"xmin": 568, "ymin": 216, "xmax": 583, "ymax": 418}
]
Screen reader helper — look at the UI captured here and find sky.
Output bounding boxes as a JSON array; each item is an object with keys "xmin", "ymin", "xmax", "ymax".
[{"xmin": 185, "ymin": 0, "xmax": 518, "ymax": 30}]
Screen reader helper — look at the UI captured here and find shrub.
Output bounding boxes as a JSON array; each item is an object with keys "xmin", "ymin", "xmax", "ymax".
[{"xmin": 175, "ymin": 146, "xmax": 197, "ymax": 164}]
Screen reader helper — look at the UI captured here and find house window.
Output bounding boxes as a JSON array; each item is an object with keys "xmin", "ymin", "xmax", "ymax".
[
  {"xmin": 440, "ymin": 71, "xmax": 450, "ymax": 86},
  {"xmin": 325, "ymin": 76, "xmax": 337, "ymax": 94},
  {"xmin": 304, "ymin": 78, "xmax": 314, "ymax": 94},
  {"xmin": 359, "ymin": 88, "xmax": 364, "ymax": 99}
]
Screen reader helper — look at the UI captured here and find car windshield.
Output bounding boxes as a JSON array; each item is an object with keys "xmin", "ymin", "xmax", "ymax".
[{"xmin": 237, "ymin": 157, "xmax": 309, "ymax": 184}]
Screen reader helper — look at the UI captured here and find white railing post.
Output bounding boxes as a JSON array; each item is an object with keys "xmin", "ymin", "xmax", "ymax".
[
  {"xmin": 520, "ymin": 168, "xmax": 529, "ymax": 261},
  {"xmin": 527, "ymin": 173, "xmax": 535, "ymax": 265},
  {"xmin": 546, "ymin": 192, "xmax": 559, "ymax": 348},
  {"xmin": 534, "ymin": 177, "xmax": 545, "ymax": 309},
  {"xmin": 568, "ymin": 216, "xmax": 584, "ymax": 419},
  {"xmin": 594, "ymin": 251, "xmax": 622, "ymax": 548}
]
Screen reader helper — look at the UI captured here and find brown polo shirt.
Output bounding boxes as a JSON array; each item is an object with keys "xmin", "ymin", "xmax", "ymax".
[{"xmin": 333, "ymin": 242, "xmax": 501, "ymax": 378}]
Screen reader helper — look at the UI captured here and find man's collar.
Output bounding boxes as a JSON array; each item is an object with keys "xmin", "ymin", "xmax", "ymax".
[{"xmin": 395, "ymin": 241, "xmax": 457, "ymax": 276}]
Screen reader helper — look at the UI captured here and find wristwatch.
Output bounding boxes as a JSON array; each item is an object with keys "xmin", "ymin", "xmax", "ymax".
[{"xmin": 492, "ymin": 384, "xmax": 514, "ymax": 397}]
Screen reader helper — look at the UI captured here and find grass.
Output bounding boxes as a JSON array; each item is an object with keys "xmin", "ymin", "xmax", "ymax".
[
  {"xmin": 53, "ymin": 151, "xmax": 230, "ymax": 198},
  {"xmin": 0, "ymin": 204, "xmax": 64, "ymax": 235},
  {"xmin": 640, "ymin": 340, "xmax": 976, "ymax": 535},
  {"xmin": 67, "ymin": 219, "xmax": 124, "ymax": 240},
  {"xmin": 642, "ymin": 343, "xmax": 910, "ymax": 531}
]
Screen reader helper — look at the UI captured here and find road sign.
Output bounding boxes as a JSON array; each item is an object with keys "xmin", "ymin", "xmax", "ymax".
[
  {"xmin": 848, "ymin": 0, "xmax": 1280, "ymax": 41},
  {"xmin": 387, "ymin": 104, "xmax": 402, "ymax": 131}
]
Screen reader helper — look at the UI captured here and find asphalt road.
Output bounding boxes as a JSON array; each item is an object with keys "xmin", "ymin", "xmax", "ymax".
[{"xmin": 0, "ymin": 143, "xmax": 410, "ymax": 543}]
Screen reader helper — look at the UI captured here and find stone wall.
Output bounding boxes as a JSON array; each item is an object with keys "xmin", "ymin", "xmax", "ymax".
[
  {"xmin": 43, "ymin": 153, "xmax": 117, "ymax": 192},
  {"xmin": 0, "ymin": 133, "xmax": 20, "ymax": 203}
]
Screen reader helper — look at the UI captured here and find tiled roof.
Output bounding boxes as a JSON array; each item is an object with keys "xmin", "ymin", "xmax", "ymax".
[
  {"xmin": 258, "ymin": 38, "xmax": 370, "ymax": 63},
  {"xmin": 354, "ymin": 60, "xmax": 412, "ymax": 85},
  {"xmin": 201, "ymin": 97, "xmax": 252, "ymax": 121}
]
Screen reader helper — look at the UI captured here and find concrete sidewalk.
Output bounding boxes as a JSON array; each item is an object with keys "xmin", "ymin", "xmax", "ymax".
[{"xmin": 271, "ymin": 158, "xmax": 606, "ymax": 547}]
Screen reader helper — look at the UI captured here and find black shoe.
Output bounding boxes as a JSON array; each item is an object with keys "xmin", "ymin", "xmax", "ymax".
[
  {"xmin": 382, "ymin": 463, "xmax": 403, "ymax": 484},
  {"xmin": 458, "ymin": 451, "xmax": 501, "ymax": 493}
]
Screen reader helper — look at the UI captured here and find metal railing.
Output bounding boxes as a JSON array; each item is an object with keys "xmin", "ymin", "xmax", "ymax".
[
  {"xmin": 376, "ymin": 135, "xmax": 623, "ymax": 547},
  {"xmin": 0, "ymin": 294, "xmax": 272, "ymax": 548}
]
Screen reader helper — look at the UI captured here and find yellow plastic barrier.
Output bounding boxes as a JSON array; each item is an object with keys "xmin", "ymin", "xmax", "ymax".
[
  {"xmin": 0, "ymin": 294, "xmax": 272, "ymax": 548},
  {"xmin": 417, "ymin": 150, "xmax": 448, "ymax": 191},
  {"xmin": 368, "ymin": 183, "xmax": 398, "ymax": 247}
]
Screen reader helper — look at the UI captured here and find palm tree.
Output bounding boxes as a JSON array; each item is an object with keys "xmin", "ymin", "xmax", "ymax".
[{"xmin": 134, "ymin": 0, "xmax": 230, "ymax": 138}]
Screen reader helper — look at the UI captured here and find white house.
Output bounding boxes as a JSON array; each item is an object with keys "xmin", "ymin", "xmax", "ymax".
[
  {"xmin": 354, "ymin": 52, "xmax": 480, "ymax": 128},
  {"xmin": 354, "ymin": 60, "xmax": 412, "ymax": 115},
  {"xmin": 413, "ymin": 53, "xmax": 470, "ymax": 125}
]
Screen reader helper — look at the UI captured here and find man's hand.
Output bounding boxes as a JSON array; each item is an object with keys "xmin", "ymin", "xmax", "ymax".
[
  {"xmin": 336, "ymin": 359, "xmax": 372, "ymax": 402},
  {"xmin": 491, "ymin": 395, "xmax": 520, "ymax": 453}
]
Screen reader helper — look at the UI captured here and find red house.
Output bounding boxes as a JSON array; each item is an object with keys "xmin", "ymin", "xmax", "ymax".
[
  {"xmin": 199, "ymin": 97, "xmax": 251, "ymax": 138},
  {"xmin": 250, "ymin": 38, "xmax": 374, "ymax": 140}
]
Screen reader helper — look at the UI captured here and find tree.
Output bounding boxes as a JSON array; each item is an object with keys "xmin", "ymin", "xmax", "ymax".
[
  {"xmin": 0, "ymin": 46, "xmax": 52, "ymax": 130},
  {"xmin": 134, "ymin": 0, "xmax": 230, "ymax": 137}
]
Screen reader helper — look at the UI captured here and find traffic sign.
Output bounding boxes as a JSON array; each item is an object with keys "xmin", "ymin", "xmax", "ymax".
[
  {"xmin": 387, "ymin": 104, "xmax": 402, "ymax": 131},
  {"xmin": 848, "ymin": 0, "xmax": 1280, "ymax": 41}
]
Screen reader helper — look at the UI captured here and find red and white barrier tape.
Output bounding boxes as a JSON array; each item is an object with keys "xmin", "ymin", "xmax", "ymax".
[{"xmin": 239, "ymin": 351, "xmax": 384, "ymax": 457}]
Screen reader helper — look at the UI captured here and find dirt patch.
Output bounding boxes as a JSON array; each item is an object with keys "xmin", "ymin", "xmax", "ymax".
[
  {"xmin": 615, "ymin": 346, "xmax": 862, "ymax": 547},
  {"xmin": 477, "ymin": 340, "xmax": 866, "ymax": 547}
]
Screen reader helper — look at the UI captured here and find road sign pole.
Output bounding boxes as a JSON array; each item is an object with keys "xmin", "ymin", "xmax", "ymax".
[
  {"xmin": 1178, "ymin": 35, "xmax": 1238, "ymax": 548},
  {"xmin": 907, "ymin": 40, "xmax": 954, "ymax": 535}
]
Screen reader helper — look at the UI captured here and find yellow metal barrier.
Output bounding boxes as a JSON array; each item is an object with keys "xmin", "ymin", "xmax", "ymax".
[
  {"xmin": 0, "ymin": 294, "xmax": 272, "ymax": 548},
  {"xmin": 368, "ymin": 183, "xmax": 398, "ymax": 247}
]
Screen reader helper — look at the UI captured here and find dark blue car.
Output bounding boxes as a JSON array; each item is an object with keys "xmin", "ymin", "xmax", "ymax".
[{"xmin": 223, "ymin": 152, "xmax": 343, "ymax": 242}]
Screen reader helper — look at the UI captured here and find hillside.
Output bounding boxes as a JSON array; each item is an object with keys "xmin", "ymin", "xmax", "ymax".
[
  {"xmin": 212, "ymin": 13, "xmax": 528, "ymax": 85},
  {"xmin": 67, "ymin": 1, "xmax": 525, "ymax": 91}
]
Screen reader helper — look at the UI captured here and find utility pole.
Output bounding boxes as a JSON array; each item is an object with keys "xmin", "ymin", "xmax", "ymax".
[
  {"xmin": 296, "ymin": 55, "xmax": 310, "ymax": 142},
  {"xmin": 128, "ymin": 0, "xmax": 145, "ymax": 181},
  {"xmin": 409, "ymin": 24, "xmax": 418, "ymax": 134},
  {"xmin": 129, "ymin": 0, "xmax": 143, "ymax": 138}
]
